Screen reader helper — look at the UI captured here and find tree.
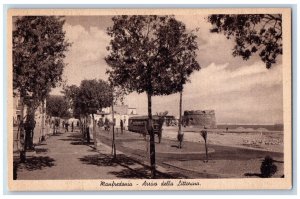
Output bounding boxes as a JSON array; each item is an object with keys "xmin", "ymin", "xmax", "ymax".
[
  {"xmin": 105, "ymin": 15, "xmax": 200, "ymax": 178},
  {"xmin": 177, "ymin": 90, "xmax": 184, "ymax": 148},
  {"xmin": 13, "ymin": 16, "xmax": 70, "ymax": 159},
  {"xmin": 208, "ymin": 14, "xmax": 282, "ymax": 68},
  {"xmin": 46, "ymin": 95, "xmax": 71, "ymax": 118},
  {"xmin": 62, "ymin": 84, "xmax": 81, "ymax": 119},
  {"xmin": 73, "ymin": 79, "xmax": 113, "ymax": 143},
  {"xmin": 201, "ymin": 129, "xmax": 208, "ymax": 163},
  {"xmin": 63, "ymin": 85, "xmax": 80, "ymax": 111},
  {"xmin": 110, "ymin": 85, "xmax": 127, "ymax": 159},
  {"xmin": 260, "ymin": 156, "xmax": 277, "ymax": 178}
]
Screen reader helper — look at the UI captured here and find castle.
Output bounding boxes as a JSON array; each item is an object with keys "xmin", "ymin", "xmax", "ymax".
[{"xmin": 183, "ymin": 110, "xmax": 217, "ymax": 128}]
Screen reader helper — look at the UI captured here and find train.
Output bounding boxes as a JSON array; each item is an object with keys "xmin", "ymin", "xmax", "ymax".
[{"xmin": 128, "ymin": 115, "xmax": 164, "ymax": 143}]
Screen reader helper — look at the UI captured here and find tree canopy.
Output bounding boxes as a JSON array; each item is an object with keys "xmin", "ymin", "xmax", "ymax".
[
  {"xmin": 63, "ymin": 85, "xmax": 80, "ymax": 110},
  {"xmin": 46, "ymin": 95, "xmax": 71, "ymax": 118},
  {"xmin": 73, "ymin": 79, "xmax": 113, "ymax": 116},
  {"xmin": 13, "ymin": 16, "xmax": 71, "ymax": 107},
  {"xmin": 105, "ymin": 15, "xmax": 200, "ymax": 96},
  {"xmin": 208, "ymin": 14, "xmax": 282, "ymax": 68},
  {"xmin": 105, "ymin": 15, "xmax": 200, "ymax": 178}
]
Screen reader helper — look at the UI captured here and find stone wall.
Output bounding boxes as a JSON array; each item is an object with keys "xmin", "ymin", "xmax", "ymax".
[{"xmin": 183, "ymin": 110, "xmax": 217, "ymax": 128}]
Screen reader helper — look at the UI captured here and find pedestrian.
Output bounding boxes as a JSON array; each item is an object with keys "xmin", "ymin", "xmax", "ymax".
[
  {"xmin": 98, "ymin": 118, "xmax": 103, "ymax": 127},
  {"xmin": 104, "ymin": 117, "xmax": 110, "ymax": 132},
  {"xmin": 65, "ymin": 122, "xmax": 69, "ymax": 132},
  {"xmin": 55, "ymin": 119, "xmax": 59, "ymax": 134},
  {"xmin": 120, "ymin": 119, "xmax": 124, "ymax": 134},
  {"xmin": 71, "ymin": 122, "xmax": 74, "ymax": 132}
]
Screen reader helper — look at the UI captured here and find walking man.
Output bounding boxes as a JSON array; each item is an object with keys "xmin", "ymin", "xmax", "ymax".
[
  {"xmin": 65, "ymin": 122, "xmax": 69, "ymax": 132},
  {"xmin": 120, "ymin": 119, "xmax": 124, "ymax": 134}
]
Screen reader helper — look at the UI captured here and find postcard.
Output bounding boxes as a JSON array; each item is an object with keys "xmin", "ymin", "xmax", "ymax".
[{"xmin": 7, "ymin": 8, "xmax": 292, "ymax": 191}]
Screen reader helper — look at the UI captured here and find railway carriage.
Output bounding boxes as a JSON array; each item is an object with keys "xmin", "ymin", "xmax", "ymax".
[{"xmin": 128, "ymin": 115, "xmax": 164, "ymax": 143}]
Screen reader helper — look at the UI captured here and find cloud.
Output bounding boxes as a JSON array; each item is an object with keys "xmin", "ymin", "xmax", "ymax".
[
  {"xmin": 62, "ymin": 23, "xmax": 111, "ymax": 86},
  {"xmin": 51, "ymin": 16, "xmax": 283, "ymax": 125},
  {"xmin": 184, "ymin": 62, "xmax": 282, "ymax": 98},
  {"xmin": 125, "ymin": 62, "xmax": 283, "ymax": 124},
  {"xmin": 175, "ymin": 15, "xmax": 262, "ymax": 68}
]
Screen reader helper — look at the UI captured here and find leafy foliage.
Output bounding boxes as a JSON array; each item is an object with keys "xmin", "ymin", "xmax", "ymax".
[
  {"xmin": 156, "ymin": 111, "xmax": 168, "ymax": 116},
  {"xmin": 62, "ymin": 84, "xmax": 80, "ymax": 114},
  {"xmin": 73, "ymin": 79, "xmax": 113, "ymax": 116},
  {"xmin": 106, "ymin": 15, "xmax": 200, "ymax": 178},
  {"xmin": 46, "ymin": 95, "xmax": 70, "ymax": 118},
  {"xmin": 260, "ymin": 156, "xmax": 278, "ymax": 178},
  {"xmin": 208, "ymin": 14, "xmax": 282, "ymax": 68},
  {"xmin": 13, "ymin": 16, "xmax": 71, "ymax": 106},
  {"xmin": 105, "ymin": 15, "xmax": 200, "ymax": 95},
  {"xmin": 201, "ymin": 129, "xmax": 208, "ymax": 141}
]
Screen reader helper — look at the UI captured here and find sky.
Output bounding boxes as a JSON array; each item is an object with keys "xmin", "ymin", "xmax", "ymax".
[{"xmin": 50, "ymin": 15, "xmax": 283, "ymax": 125}]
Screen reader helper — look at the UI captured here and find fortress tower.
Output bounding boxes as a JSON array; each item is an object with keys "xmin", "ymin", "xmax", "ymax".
[{"xmin": 183, "ymin": 110, "xmax": 217, "ymax": 128}]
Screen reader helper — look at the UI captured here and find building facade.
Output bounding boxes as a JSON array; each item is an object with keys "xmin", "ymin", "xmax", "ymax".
[
  {"xmin": 13, "ymin": 93, "xmax": 49, "ymax": 144},
  {"xmin": 97, "ymin": 105, "xmax": 137, "ymax": 129}
]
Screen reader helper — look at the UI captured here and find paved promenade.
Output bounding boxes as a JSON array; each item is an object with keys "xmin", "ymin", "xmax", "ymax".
[
  {"xmin": 13, "ymin": 128, "xmax": 174, "ymax": 180},
  {"xmin": 13, "ymin": 126, "xmax": 284, "ymax": 180}
]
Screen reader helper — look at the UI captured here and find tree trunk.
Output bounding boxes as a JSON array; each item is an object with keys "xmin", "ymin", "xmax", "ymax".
[
  {"xmin": 205, "ymin": 140, "xmax": 208, "ymax": 162},
  {"xmin": 178, "ymin": 90, "xmax": 183, "ymax": 148},
  {"xmin": 19, "ymin": 97, "xmax": 26, "ymax": 162},
  {"xmin": 86, "ymin": 116, "xmax": 90, "ymax": 143},
  {"xmin": 92, "ymin": 114, "xmax": 97, "ymax": 148},
  {"xmin": 25, "ymin": 106, "xmax": 36, "ymax": 150},
  {"xmin": 41, "ymin": 100, "xmax": 46, "ymax": 142},
  {"xmin": 80, "ymin": 117, "xmax": 84, "ymax": 137},
  {"xmin": 111, "ymin": 97, "xmax": 116, "ymax": 159},
  {"xmin": 147, "ymin": 92, "xmax": 156, "ymax": 178}
]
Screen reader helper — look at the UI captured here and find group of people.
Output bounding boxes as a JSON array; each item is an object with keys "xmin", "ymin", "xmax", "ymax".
[
  {"xmin": 62, "ymin": 121, "xmax": 75, "ymax": 132},
  {"xmin": 97, "ymin": 117, "xmax": 125, "ymax": 134},
  {"xmin": 51, "ymin": 119, "xmax": 79, "ymax": 134}
]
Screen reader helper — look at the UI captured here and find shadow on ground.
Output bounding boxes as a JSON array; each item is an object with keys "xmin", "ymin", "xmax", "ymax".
[
  {"xmin": 17, "ymin": 156, "xmax": 56, "ymax": 171},
  {"xmin": 35, "ymin": 148, "xmax": 48, "ymax": 154},
  {"xmin": 34, "ymin": 143, "xmax": 47, "ymax": 147},
  {"xmin": 71, "ymin": 141, "xmax": 94, "ymax": 145},
  {"xmin": 79, "ymin": 153, "xmax": 187, "ymax": 179},
  {"xmin": 59, "ymin": 133, "xmax": 95, "ymax": 146},
  {"xmin": 51, "ymin": 132, "xmax": 64, "ymax": 136},
  {"xmin": 79, "ymin": 154, "xmax": 136, "ymax": 167},
  {"xmin": 244, "ymin": 173, "xmax": 263, "ymax": 177},
  {"xmin": 108, "ymin": 166, "xmax": 188, "ymax": 179}
]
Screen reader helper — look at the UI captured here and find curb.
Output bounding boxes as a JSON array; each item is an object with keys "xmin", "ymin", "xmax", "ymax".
[{"xmin": 95, "ymin": 139, "xmax": 170, "ymax": 175}]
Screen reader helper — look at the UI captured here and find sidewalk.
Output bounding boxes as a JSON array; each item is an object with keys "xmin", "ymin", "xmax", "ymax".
[{"xmin": 14, "ymin": 128, "xmax": 173, "ymax": 180}]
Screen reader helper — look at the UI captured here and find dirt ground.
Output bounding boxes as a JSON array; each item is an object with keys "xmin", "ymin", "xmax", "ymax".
[
  {"xmin": 164, "ymin": 157, "xmax": 284, "ymax": 178},
  {"xmin": 162, "ymin": 126, "xmax": 283, "ymax": 153}
]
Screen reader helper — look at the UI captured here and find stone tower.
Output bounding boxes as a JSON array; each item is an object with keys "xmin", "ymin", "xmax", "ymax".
[{"xmin": 183, "ymin": 110, "xmax": 217, "ymax": 128}]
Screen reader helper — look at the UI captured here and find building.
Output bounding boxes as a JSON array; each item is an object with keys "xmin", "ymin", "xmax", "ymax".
[
  {"xmin": 183, "ymin": 110, "xmax": 217, "ymax": 128},
  {"xmin": 97, "ymin": 105, "xmax": 137, "ymax": 128},
  {"xmin": 128, "ymin": 107, "xmax": 137, "ymax": 115},
  {"xmin": 13, "ymin": 92, "xmax": 49, "ymax": 144},
  {"xmin": 13, "ymin": 93, "xmax": 23, "ymax": 126}
]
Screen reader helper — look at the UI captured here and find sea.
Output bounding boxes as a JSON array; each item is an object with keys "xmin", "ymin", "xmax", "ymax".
[{"xmin": 217, "ymin": 124, "xmax": 284, "ymax": 132}]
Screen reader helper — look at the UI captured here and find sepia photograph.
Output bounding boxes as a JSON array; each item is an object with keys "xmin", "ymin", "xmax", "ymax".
[{"xmin": 7, "ymin": 8, "xmax": 292, "ymax": 191}]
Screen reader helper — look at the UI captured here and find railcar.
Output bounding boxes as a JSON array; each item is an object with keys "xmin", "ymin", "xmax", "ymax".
[{"xmin": 128, "ymin": 115, "xmax": 164, "ymax": 143}]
